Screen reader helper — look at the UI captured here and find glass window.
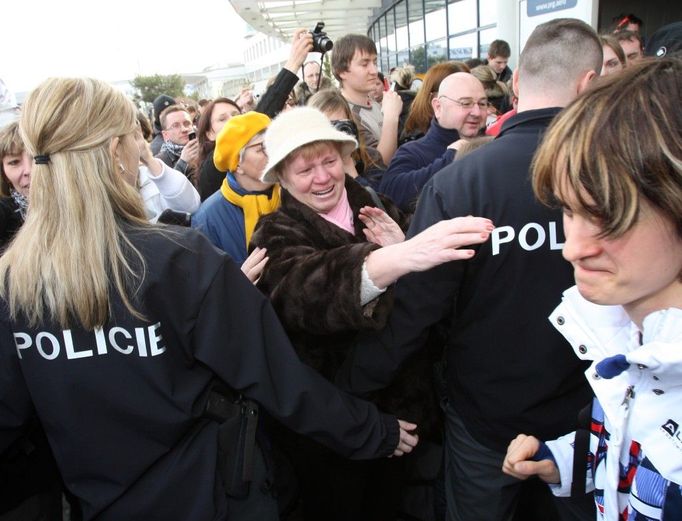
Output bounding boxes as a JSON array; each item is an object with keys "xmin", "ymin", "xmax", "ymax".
[
  {"xmin": 447, "ymin": 0, "xmax": 477, "ymax": 35},
  {"xmin": 448, "ymin": 31, "xmax": 477, "ymax": 61},
  {"xmin": 397, "ymin": 49, "xmax": 410, "ymax": 67},
  {"xmin": 424, "ymin": 1, "xmax": 447, "ymax": 41},
  {"xmin": 395, "ymin": 0, "xmax": 409, "ymax": 51},
  {"xmin": 411, "ymin": 45, "xmax": 427, "ymax": 73},
  {"xmin": 479, "ymin": 27, "xmax": 497, "ymax": 58},
  {"xmin": 408, "ymin": 0, "xmax": 425, "ymax": 47},
  {"xmin": 479, "ymin": 0, "xmax": 497, "ymax": 27},
  {"xmin": 386, "ymin": 8, "xmax": 397, "ymax": 53},
  {"xmin": 382, "ymin": 54, "xmax": 390, "ymax": 75},
  {"xmin": 427, "ymin": 38, "xmax": 449, "ymax": 67}
]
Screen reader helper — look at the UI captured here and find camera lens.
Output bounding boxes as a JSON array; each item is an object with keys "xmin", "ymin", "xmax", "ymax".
[
  {"xmin": 331, "ymin": 119, "xmax": 358, "ymax": 138},
  {"xmin": 315, "ymin": 35, "xmax": 333, "ymax": 52}
]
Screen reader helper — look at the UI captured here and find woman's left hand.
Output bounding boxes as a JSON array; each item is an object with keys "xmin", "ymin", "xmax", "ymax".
[
  {"xmin": 359, "ymin": 206, "xmax": 405, "ymax": 246},
  {"xmin": 241, "ymin": 247, "xmax": 268, "ymax": 284}
]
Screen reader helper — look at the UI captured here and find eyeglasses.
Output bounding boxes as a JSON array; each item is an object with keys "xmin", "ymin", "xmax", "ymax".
[
  {"xmin": 243, "ymin": 141, "xmax": 266, "ymax": 154},
  {"xmin": 165, "ymin": 121, "xmax": 193, "ymax": 131},
  {"xmin": 439, "ymin": 95, "xmax": 488, "ymax": 110}
]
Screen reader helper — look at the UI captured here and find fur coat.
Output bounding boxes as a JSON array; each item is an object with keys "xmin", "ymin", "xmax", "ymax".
[{"xmin": 252, "ymin": 176, "xmax": 441, "ymax": 439}]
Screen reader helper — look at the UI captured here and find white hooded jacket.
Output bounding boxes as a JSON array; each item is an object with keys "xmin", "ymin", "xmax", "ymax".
[{"xmin": 545, "ymin": 286, "xmax": 682, "ymax": 520}]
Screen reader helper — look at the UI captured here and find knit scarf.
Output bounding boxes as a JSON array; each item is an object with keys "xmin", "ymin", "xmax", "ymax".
[
  {"xmin": 159, "ymin": 140, "xmax": 185, "ymax": 162},
  {"xmin": 11, "ymin": 190, "xmax": 28, "ymax": 220},
  {"xmin": 221, "ymin": 177, "xmax": 281, "ymax": 248}
]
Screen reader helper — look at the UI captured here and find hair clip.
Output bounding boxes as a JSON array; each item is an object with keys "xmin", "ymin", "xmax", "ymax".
[{"xmin": 34, "ymin": 154, "xmax": 51, "ymax": 165}]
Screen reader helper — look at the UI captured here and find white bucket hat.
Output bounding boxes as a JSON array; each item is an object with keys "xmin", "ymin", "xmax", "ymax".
[{"xmin": 261, "ymin": 106, "xmax": 357, "ymax": 183}]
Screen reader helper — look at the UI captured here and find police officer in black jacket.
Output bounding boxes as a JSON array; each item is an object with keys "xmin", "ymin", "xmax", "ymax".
[
  {"xmin": 339, "ymin": 19, "xmax": 604, "ymax": 521},
  {"xmin": 0, "ymin": 77, "xmax": 418, "ymax": 521}
]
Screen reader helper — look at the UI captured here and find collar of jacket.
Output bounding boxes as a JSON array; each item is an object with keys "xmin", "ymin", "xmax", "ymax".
[
  {"xmin": 226, "ymin": 172, "xmax": 276, "ymax": 197},
  {"xmin": 550, "ymin": 285, "xmax": 682, "ymax": 378},
  {"xmin": 498, "ymin": 107, "xmax": 563, "ymax": 137},
  {"xmin": 427, "ymin": 117, "xmax": 460, "ymax": 148}
]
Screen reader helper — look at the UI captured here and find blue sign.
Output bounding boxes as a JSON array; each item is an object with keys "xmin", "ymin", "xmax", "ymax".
[{"xmin": 527, "ymin": 0, "xmax": 578, "ymax": 17}]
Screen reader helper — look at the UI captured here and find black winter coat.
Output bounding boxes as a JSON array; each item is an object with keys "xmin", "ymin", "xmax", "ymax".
[{"xmin": 0, "ymin": 226, "xmax": 399, "ymax": 521}]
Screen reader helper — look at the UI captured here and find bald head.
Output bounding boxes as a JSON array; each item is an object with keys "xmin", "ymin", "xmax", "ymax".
[
  {"xmin": 433, "ymin": 73, "xmax": 487, "ymax": 137},
  {"xmin": 304, "ymin": 62, "xmax": 322, "ymax": 92}
]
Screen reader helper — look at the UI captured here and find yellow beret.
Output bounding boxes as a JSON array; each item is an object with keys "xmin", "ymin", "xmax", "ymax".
[{"xmin": 213, "ymin": 111, "xmax": 271, "ymax": 172}]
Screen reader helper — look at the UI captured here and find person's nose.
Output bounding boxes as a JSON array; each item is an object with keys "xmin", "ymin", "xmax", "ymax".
[
  {"xmin": 561, "ymin": 214, "xmax": 602, "ymax": 263},
  {"xmin": 312, "ymin": 164, "xmax": 332, "ymax": 184},
  {"xmin": 21, "ymin": 155, "xmax": 32, "ymax": 176},
  {"xmin": 368, "ymin": 62, "xmax": 378, "ymax": 75}
]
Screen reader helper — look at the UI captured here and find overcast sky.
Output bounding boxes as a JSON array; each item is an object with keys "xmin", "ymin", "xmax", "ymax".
[{"xmin": 4, "ymin": 0, "xmax": 249, "ymax": 94}]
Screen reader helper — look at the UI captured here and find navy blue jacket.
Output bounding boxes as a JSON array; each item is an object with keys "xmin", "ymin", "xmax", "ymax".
[
  {"xmin": 0, "ymin": 227, "xmax": 399, "ymax": 521},
  {"xmin": 379, "ymin": 118, "xmax": 458, "ymax": 211},
  {"xmin": 339, "ymin": 108, "xmax": 592, "ymax": 452}
]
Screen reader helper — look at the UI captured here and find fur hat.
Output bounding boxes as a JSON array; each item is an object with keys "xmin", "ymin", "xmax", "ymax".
[
  {"xmin": 261, "ymin": 107, "xmax": 357, "ymax": 183},
  {"xmin": 213, "ymin": 111, "xmax": 271, "ymax": 173},
  {"xmin": 645, "ymin": 22, "xmax": 682, "ymax": 58},
  {"xmin": 153, "ymin": 95, "xmax": 176, "ymax": 127}
]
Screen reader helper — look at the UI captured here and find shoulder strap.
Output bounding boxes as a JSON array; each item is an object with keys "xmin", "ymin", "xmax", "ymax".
[{"xmin": 571, "ymin": 401, "xmax": 593, "ymax": 497}]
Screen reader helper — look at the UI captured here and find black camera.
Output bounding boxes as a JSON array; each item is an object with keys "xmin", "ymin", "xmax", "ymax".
[
  {"xmin": 331, "ymin": 119, "xmax": 358, "ymax": 140},
  {"xmin": 311, "ymin": 22, "xmax": 333, "ymax": 53},
  {"xmin": 188, "ymin": 131, "xmax": 197, "ymax": 141}
]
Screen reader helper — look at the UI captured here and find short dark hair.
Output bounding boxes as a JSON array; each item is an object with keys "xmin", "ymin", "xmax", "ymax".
[
  {"xmin": 520, "ymin": 18, "xmax": 602, "ymax": 89},
  {"xmin": 331, "ymin": 34, "xmax": 377, "ymax": 83},
  {"xmin": 488, "ymin": 39, "xmax": 511, "ymax": 59},
  {"xmin": 159, "ymin": 104, "xmax": 190, "ymax": 130},
  {"xmin": 614, "ymin": 29, "xmax": 643, "ymax": 47}
]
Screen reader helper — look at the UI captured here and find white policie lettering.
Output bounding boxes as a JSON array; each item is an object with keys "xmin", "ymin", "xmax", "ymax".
[
  {"xmin": 491, "ymin": 221, "xmax": 564, "ymax": 255},
  {"xmin": 14, "ymin": 322, "xmax": 166, "ymax": 360}
]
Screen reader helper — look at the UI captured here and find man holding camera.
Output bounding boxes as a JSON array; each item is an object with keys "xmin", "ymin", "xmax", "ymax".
[
  {"xmin": 332, "ymin": 34, "xmax": 403, "ymax": 166},
  {"xmin": 155, "ymin": 104, "xmax": 198, "ymax": 181}
]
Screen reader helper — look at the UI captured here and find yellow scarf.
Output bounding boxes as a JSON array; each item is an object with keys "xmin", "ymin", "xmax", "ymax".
[{"xmin": 221, "ymin": 177, "xmax": 281, "ymax": 249}]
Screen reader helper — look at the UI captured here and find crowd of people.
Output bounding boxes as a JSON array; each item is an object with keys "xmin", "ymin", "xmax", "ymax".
[{"xmin": 0, "ymin": 12, "xmax": 680, "ymax": 521}]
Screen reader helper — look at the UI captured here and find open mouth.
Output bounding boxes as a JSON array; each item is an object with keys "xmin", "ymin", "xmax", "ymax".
[{"xmin": 312, "ymin": 186, "xmax": 334, "ymax": 197}]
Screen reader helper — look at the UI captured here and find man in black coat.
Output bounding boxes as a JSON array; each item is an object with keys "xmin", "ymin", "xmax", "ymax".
[{"xmin": 339, "ymin": 18, "xmax": 604, "ymax": 521}]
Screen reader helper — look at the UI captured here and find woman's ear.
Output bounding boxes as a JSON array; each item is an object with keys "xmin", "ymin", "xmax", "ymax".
[{"xmin": 109, "ymin": 136, "xmax": 121, "ymax": 163}]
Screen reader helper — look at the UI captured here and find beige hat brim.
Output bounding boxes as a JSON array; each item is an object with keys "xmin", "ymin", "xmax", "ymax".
[{"xmin": 261, "ymin": 125, "xmax": 358, "ymax": 184}]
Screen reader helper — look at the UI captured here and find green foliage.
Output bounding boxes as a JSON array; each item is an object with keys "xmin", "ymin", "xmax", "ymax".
[
  {"xmin": 410, "ymin": 46, "xmax": 427, "ymax": 73},
  {"xmin": 131, "ymin": 74, "xmax": 186, "ymax": 103}
]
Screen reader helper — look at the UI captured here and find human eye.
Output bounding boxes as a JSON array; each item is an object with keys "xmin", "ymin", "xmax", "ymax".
[
  {"xmin": 459, "ymin": 99, "xmax": 474, "ymax": 109},
  {"xmin": 6, "ymin": 158, "xmax": 20, "ymax": 167},
  {"xmin": 323, "ymin": 157, "xmax": 337, "ymax": 166}
]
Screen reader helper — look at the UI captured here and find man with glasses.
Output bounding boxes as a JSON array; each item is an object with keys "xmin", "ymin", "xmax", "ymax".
[
  {"xmin": 155, "ymin": 105, "xmax": 199, "ymax": 180},
  {"xmin": 379, "ymin": 72, "xmax": 486, "ymax": 211}
]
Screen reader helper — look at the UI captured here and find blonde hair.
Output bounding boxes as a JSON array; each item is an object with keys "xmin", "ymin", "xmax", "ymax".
[{"xmin": 0, "ymin": 77, "xmax": 150, "ymax": 329}]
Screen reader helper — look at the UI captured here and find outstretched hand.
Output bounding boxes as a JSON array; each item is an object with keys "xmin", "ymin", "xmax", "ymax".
[
  {"xmin": 241, "ymin": 247, "xmax": 268, "ymax": 284},
  {"xmin": 502, "ymin": 434, "xmax": 560, "ymax": 484},
  {"xmin": 392, "ymin": 419, "xmax": 419, "ymax": 457},
  {"xmin": 402, "ymin": 216, "xmax": 494, "ymax": 273},
  {"xmin": 359, "ymin": 206, "xmax": 405, "ymax": 246}
]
